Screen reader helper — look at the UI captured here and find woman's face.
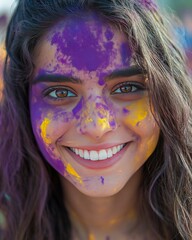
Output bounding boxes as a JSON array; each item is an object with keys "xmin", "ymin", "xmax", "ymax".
[{"xmin": 30, "ymin": 13, "xmax": 160, "ymax": 197}]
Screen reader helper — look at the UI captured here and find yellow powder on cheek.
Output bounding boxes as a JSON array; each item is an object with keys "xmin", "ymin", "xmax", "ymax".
[
  {"xmin": 66, "ymin": 163, "xmax": 83, "ymax": 184},
  {"xmin": 40, "ymin": 118, "xmax": 52, "ymax": 144},
  {"xmin": 124, "ymin": 98, "xmax": 149, "ymax": 126}
]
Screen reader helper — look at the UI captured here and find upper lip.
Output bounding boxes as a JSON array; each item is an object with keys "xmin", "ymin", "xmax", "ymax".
[{"xmin": 64, "ymin": 142, "xmax": 131, "ymax": 151}]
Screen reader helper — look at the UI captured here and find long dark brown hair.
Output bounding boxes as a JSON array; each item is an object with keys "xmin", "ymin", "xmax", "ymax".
[{"xmin": 0, "ymin": 0, "xmax": 192, "ymax": 239}]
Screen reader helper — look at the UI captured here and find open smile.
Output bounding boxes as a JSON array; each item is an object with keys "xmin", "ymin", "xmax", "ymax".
[
  {"xmin": 68, "ymin": 143, "xmax": 127, "ymax": 161},
  {"xmin": 65, "ymin": 142, "xmax": 131, "ymax": 169}
]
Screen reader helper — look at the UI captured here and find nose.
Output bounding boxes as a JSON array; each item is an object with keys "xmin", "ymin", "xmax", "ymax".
[{"xmin": 77, "ymin": 100, "xmax": 117, "ymax": 139}]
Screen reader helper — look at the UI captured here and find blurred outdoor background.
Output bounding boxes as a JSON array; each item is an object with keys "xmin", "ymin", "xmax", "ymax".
[{"xmin": 0, "ymin": 0, "xmax": 192, "ymax": 98}]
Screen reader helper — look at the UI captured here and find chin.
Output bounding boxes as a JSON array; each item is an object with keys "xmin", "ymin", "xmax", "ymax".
[{"xmin": 63, "ymin": 174, "xmax": 131, "ymax": 198}]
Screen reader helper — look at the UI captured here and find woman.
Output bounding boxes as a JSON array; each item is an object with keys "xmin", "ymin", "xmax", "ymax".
[{"xmin": 0, "ymin": 0, "xmax": 192, "ymax": 239}]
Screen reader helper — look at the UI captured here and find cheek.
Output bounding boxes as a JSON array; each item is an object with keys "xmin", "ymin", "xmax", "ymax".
[
  {"xmin": 30, "ymin": 100, "xmax": 74, "ymax": 167},
  {"xmin": 122, "ymin": 98, "xmax": 160, "ymax": 159}
]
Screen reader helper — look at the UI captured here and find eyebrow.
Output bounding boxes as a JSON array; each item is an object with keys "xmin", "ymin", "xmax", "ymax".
[
  {"xmin": 32, "ymin": 74, "xmax": 82, "ymax": 85},
  {"xmin": 106, "ymin": 65, "xmax": 146, "ymax": 80},
  {"xmin": 32, "ymin": 66, "xmax": 146, "ymax": 85}
]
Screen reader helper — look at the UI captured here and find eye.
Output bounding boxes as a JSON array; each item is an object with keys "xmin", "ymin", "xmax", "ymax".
[
  {"xmin": 111, "ymin": 81, "xmax": 145, "ymax": 95},
  {"xmin": 43, "ymin": 87, "xmax": 77, "ymax": 100}
]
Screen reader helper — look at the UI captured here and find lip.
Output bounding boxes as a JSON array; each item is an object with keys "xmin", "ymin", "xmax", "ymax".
[{"xmin": 64, "ymin": 142, "xmax": 132, "ymax": 169}]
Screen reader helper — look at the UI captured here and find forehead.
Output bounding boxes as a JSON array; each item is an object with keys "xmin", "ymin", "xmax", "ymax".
[{"xmin": 33, "ymin": 12, "xmax": 133, "ymax": 77}]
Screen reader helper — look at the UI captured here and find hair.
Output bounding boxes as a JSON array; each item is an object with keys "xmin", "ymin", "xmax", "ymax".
[{"xmin": 0, "ymin": 0, "xmax": 192, "ymax": 239}]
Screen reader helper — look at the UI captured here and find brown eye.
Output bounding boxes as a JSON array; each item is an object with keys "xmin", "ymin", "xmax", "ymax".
[
  {"xmin": 111, "ymin": 81, "xmax": 145, "ymax": 95},
  {"xmin": 44, "ymin": 87, "xmax": 76, "ymax": 99},
  {"xmin": 55, "ymin": 89, "xmax": 68, "ymax": 98},
  {"xmin": 120, "ymin": 85, "xmax": 132, "ymax": 93}
]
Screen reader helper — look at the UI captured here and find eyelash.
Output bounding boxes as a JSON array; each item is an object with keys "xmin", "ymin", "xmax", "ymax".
[
  {"xmin": 111, "ymin": 81, "xmax": 146, "ymax": 95},
  {"xmin": 42, "ymin": 81, "xmax": 145, "ymax": 101},
  {"xmin": 43, "ymin": 87, "xmax": 77, "ymax": 101}
]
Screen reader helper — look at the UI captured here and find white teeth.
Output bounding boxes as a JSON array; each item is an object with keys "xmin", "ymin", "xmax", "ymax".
[
  {"xmin": 99, "ymin": 149, "xmax": 107, "ymax": 160},
  {"xmin": 69, "ymin": 143, "xmax": 125, "ymax": 161},
  {"xmin": 112, "ymin": 146, "xmax": 117, "ymax": 155},
  {"xmin": 107, "ymin": 148, "xmax": 113, "ymax": 158},
  {"xmin": 83, "ymin": 150, "xmax": 90, "ymax": 160},
  {"xmin": 90, "ymin": 151, "xmax": 99, "ymax": 161},
  {"xmin": 79, "ymin": 149, "xmax": 84, "ymax": 158},
  {"xmin": 75, "ymin": 148, "xmax": 78, "ymax": 155}
]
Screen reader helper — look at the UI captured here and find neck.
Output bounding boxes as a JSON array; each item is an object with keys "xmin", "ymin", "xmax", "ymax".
[{"xmin": 61, "ymin": 169, "xmax": 151, "ymax": 239}]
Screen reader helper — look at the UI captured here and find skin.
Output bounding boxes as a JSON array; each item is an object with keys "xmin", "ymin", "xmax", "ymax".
[{"xmin": 30, "ymin": 12, "xmax": 160, "ymax": 239}]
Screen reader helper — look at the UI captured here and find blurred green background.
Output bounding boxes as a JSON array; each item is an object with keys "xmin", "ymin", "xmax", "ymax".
[{"xmin": 159, "ymin": 0, "xmax": 192, "ymax": 14}]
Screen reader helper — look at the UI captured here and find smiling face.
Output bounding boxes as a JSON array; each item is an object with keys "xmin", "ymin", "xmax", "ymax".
[{"xmin": 29, "ymin": 13, "xmax": 160, "ymax": 197}]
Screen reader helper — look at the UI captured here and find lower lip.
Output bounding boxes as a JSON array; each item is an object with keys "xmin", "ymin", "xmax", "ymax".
[{"xmin": 65, "ymin": 143, "xmax": 131, "ymax": 169}]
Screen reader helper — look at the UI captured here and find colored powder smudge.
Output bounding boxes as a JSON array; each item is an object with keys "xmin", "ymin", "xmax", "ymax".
[
  {"xmin": 72, "ymin": 97, "xmax": 83, "ymax": 116},
  {"xmin": 123, "ymin": 108, "xmax": 129, "ymax": 114},
  {"xmin": 106, "ymin": 236, "xmax": 111, "ymax": 240},
  {"xmin": 100, "ymin": 176, "xmax": 104, "ymax": 185},
  {"xmin": 105, "ymin": 27, "xmax": 114, "ymax": 41},
  {"xmin": 109, "ymin": 119, "xmax": 116, "ymax": 129},
  {"xmin": 98, "ymin": 118, "xmax": 110, "ymax": 129},
  {"xmin": 98, "ymin": 78, "xmax": 105, "ymax": 86},
  {"xmin": 51, "ymin": 18, "xmax": 114, "ymax": 72},
  {"xmin": 124, "ymin": 99, "xmax": 148, "ymax": 126},
  {"xmin": 120, "ymin": 42, "xmax": 132, "ymax": 66},
  {"xmin": 40, "ymin": 118, "xmax": 52, "ymax": 144},
  {"xmin": 66, "ymin": 163, "xmax": 83, "ymax": 184}
]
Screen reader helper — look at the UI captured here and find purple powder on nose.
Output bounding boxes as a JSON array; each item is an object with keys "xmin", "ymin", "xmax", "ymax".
[{"xmin": 109, "ymin": 119, "xmax": 116, "ymax": 129}]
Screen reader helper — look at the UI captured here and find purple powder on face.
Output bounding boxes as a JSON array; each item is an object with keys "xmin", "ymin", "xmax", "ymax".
[
  {"xmin": 72, "ymin": 97, "xmax": 83, "ymax": 117},
  {"xmin": 123, "ymin": 108, "xmax": 129, "ymax": 114},
  {"xmin": 51, "ymin": 17, "xmax": 115, "ymax": 72},
  {"xmin": 100, "ymin": 176, "xmax": 104, "ymax": 185},
  {"xmin": 98, "ymin": 78, "xmax": 105, "ymax": 86},
  {"xmin": 97, "ymin": 72, "xmax": 107, "ymax": 86},
  {"xmin": 120, "ymin": 42, "xmax": 132, "ymax": 66},
  {"xmin": 109, "ymin": 119, "xmax": 116, "ymax": 129},
  {"xmin": 105, "ymin": 28, "xmax": 114, "ymax": 41},
  {"xmin": 105, "ymin": 236, "xmax": 110, "ymax": 240}
]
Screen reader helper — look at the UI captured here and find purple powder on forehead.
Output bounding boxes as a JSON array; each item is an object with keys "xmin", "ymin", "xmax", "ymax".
[
  {"xmin": 100, "ymin": 176, "xmax": 104, "ymax": 185},
  {"xmin": 97, "ymin": 72, "xmax": 106, "ymax": 86},
  {"xmin": 120, "ymin": 42, "xmax": 132, "ymax": 66},
  {"xmin": 51, "ymin": 19, "xmax": 115, "ymax": 72},
  {"xmin": 106, "ymin": 236, "xmax": 110, "ymax": 240},
  {"xmin": 38, "ymin": 65, "xmax": 59, "ymax": 75},
  {"xmin": 105, "ymin": 28, "xmax": 114, "ymax": 41},
  {"xmin": 98, "ymin": 78, "xmax": 105, "ymax": 86},
  {"xmin": 38, "ymin": 68, "xmax": 47, "ymax": 76}
]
